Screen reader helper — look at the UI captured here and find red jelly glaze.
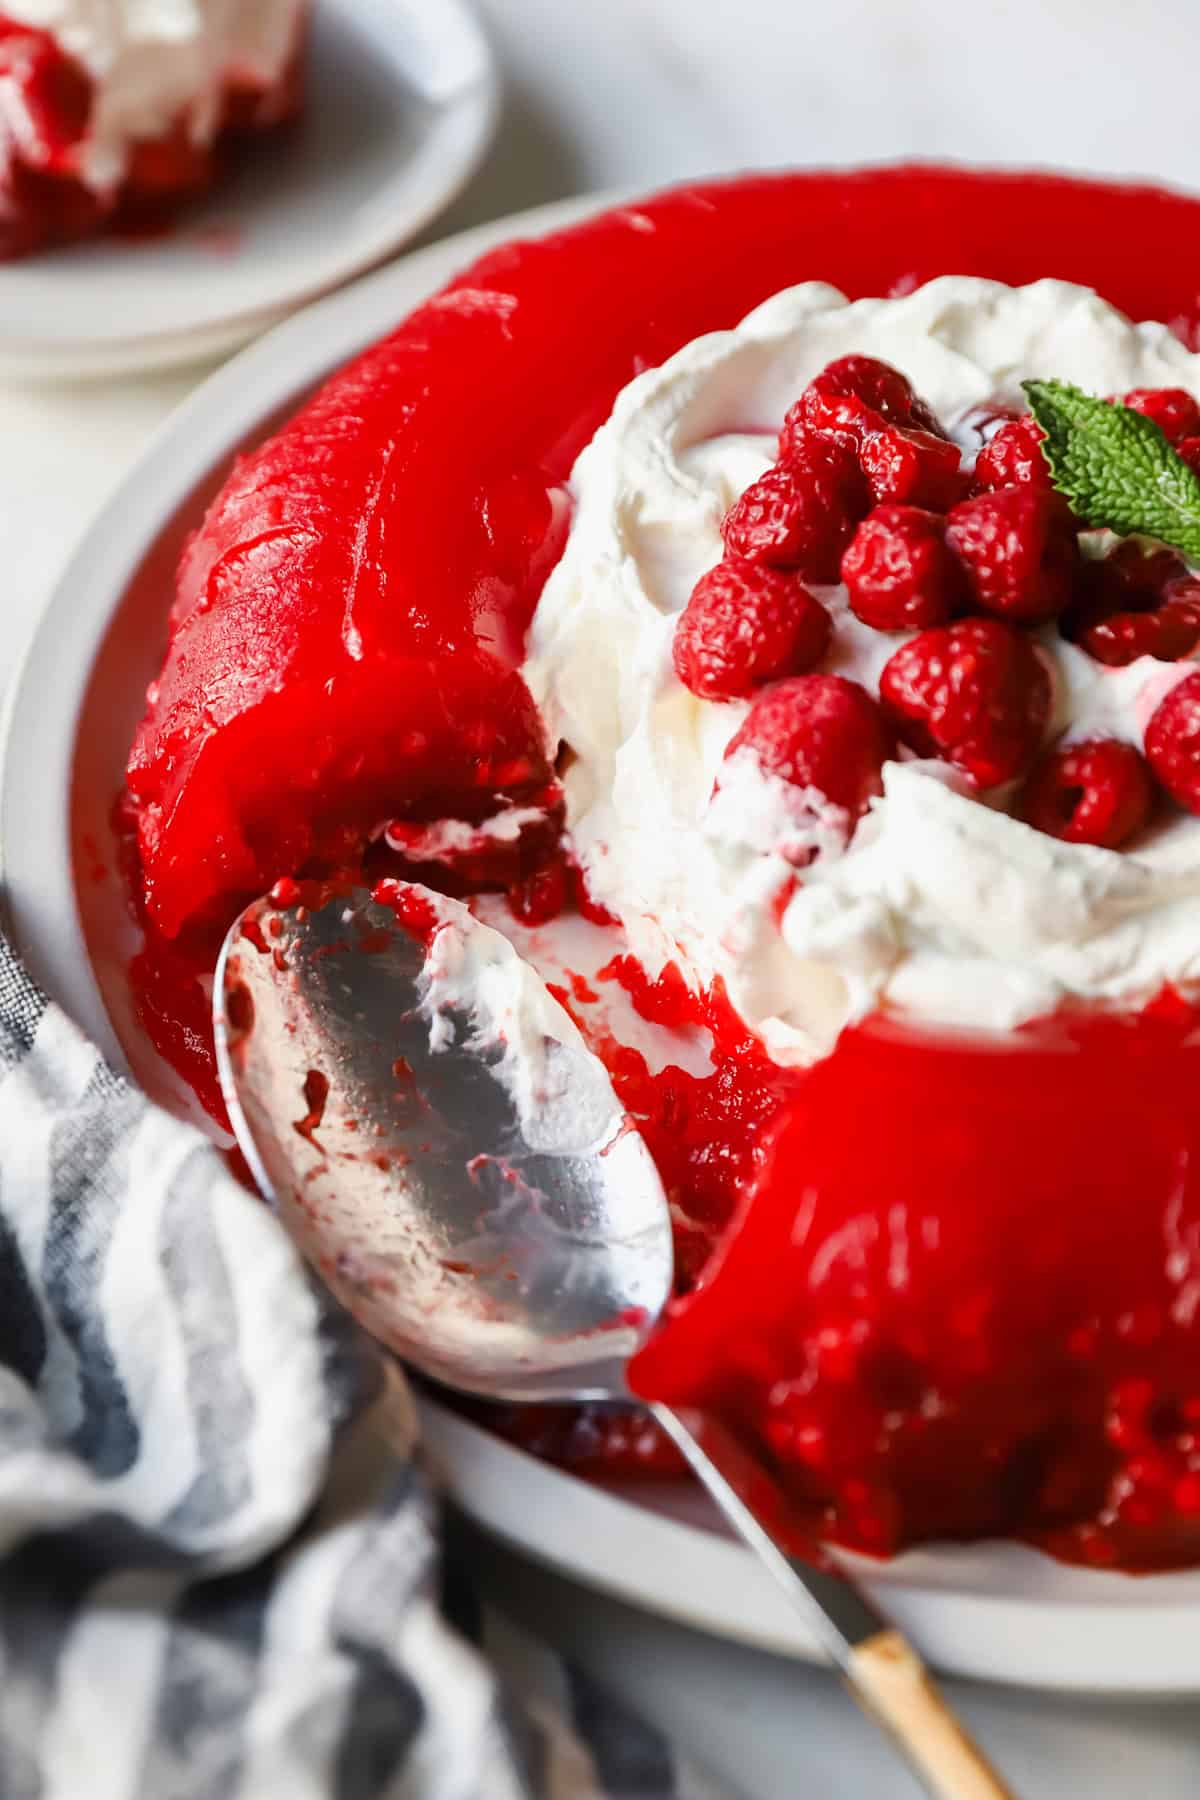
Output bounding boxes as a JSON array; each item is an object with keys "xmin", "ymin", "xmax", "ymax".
[
  {"xmin": 631, "ymin": 1005, "xmax": 1200, "ymax": 1571},
  {"xmin": 123, "ymin": 167, "xmax": 1200, "ymax": 1568},
  {"xmin": 590, "ymin": 958, "xmax": 806, "ymax": 1283}
]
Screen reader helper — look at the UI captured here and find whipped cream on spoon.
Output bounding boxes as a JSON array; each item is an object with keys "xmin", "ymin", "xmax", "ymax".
[{"xmin": 213, "ymin": 879, "xmax": 1018, "ymax": 1800}]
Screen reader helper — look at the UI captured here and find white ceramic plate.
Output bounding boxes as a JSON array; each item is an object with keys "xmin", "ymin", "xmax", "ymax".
[
  {"xmin": 0, "ymin": 0, "xmax": 497, "ymax": 379},
  {"xmin": 6, "ymin": 192, "xmax": 1200, "ymax": 1694}
]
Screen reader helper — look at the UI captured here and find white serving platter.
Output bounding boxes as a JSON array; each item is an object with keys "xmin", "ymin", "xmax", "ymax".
[{"xmin": 6, "ymin": 189, "xmax": 1200, "ymax": 1693}]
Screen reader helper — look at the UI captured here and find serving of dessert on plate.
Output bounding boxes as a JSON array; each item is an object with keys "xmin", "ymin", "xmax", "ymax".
[
  {"xmin": 0, "ymin": 0, "xmax": 308, "ymax": 257},
  {"xmin": 117, "ymin": 170, "xmax": 1200, "ymax": 1582}
]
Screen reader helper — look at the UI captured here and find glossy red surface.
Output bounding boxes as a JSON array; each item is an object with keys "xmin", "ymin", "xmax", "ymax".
[
  {"xmin": 123, "ymin": 167, "xmax": 1200, "ymax": 1567},
  {"xmin": 631, "ymin": 1004, "xmax": 1200, "ymax": 1571},
  {"xmin": 587, "ymin": 959, "xmax": 806, "ymax": 1288}
]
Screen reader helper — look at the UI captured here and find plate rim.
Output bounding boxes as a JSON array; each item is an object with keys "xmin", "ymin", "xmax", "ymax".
[
  {"xmin": 8, "ymin": 175, "xmax": 1200, "ymax": 1693},
  {"xmin": 415, "ymin": 1395, "xmax": 1200, "ymax": 1695},
  {"xmin": 0, "ymin": 0, "xmax": 501, "ymax": 373}
]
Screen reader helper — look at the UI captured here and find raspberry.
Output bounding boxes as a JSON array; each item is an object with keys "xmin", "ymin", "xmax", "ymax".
[
  {"xmin": 1145, "ymin": 671, "xmax": 1200, "ymax": 814},
  {"xmin": 507, "ymin": 857, "xmax": 569, "ymax": 927},
  {"xmin": 1021, "ymin": 739, "xmax": 1156, "ymax": 849},
  {"xmin": 1122, "ymin": 387, "xmax": 1200, "ymax": 444},
  {"xmin": 787, "ymin": 391, "xmax": 965, "ymax": 506},
  {"xmin": 721, "ymin": 466, "xmax": 805, "ymax": 567},
  {"xmin": 840, "ymin": 505, "xmax": 964, "ymax": 631},
  {"xmin": 1176, "ymin": 436, "xmax": 1200, "ymax": 478},
  {"xmin": 723, "ymin": 674, "xmax": 895, "ymax": 822},
  {"xmin": 945, "ymin": 488, "xmax": 1079, "ymax": 624},
  {"xmin": 1088, "ymin": 539, "xmax": 1187, "ymax": 601},
  {"xmin": 737, "ymin": 428, "xmax": 867, "ymax": 576},
  {"xmin": 735, "ymin": 433, "xmax": 866, "ymax": 579},
  {"xmin": 801, "ymin": 354, "xmax": 946, "ymax": 436},
  {"xmin": 972, "ymin": 415, "xmax": 1053, "ymax": 491},
  {"xmin": 673, "ymin": 560, "xmax": 832, "ymax": 700},
  {"xmin": 783, "ymin": 389, "xmax": 881, "ymax": 458},
  {"xmin": 859, "ymin": 424, "xmax": 968, "ymax": 510},
  {"xmin": 879, "ymin": 617, "xmax": 1051, "ymax": 787},
  {"xmin": 1064, "ymin": 541, "xmax": 1200, "ymax": 666}
]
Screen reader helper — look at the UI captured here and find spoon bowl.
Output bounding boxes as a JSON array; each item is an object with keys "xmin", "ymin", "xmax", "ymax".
[{"xmin": 214, "ymin": 884, "xmax": 673, "ymax": 1400}]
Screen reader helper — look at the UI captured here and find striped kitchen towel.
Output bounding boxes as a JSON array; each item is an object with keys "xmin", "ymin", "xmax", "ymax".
[{"xmin": 0, "ymin": 937, "xmax": 727, "ymax": 1799}]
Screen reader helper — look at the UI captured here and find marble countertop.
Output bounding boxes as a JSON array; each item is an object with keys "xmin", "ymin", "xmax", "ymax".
[{"xmin": 3, "ymin": 2, "xmax": 1200, "ymax": 1792}]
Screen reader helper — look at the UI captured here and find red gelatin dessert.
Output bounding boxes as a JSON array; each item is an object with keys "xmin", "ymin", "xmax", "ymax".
[
  {"xmin": 123, "ymin": 169, "xmax": 1200, "ymax": 1573},
  {"xmin": 0, "ymin": 3, "xmax": 307, "ymax": 258}
]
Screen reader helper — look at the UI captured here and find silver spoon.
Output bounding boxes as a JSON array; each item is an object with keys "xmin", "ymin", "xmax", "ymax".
[{"xmin": 215, "ymin": 881, "xmax": 1016, "ymax": 1800}]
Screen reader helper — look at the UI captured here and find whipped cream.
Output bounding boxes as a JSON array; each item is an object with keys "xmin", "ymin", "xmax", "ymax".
[
  {"xmin": 415, "ymin": 891, "xmax": 627, "ymax": 1155},
  {"xmin": 523, "ymin": 278, "xmax": 1200, "ymax": 1061},
  {"xmin": 6, "ymin": 0, "xmax": 304, "ymax": 189}
]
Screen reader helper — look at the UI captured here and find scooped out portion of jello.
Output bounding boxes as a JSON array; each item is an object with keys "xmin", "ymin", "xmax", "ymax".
[
  {"xmin": 124, "ymin": 168, "xmax": 1200, "ymax": 1571},
  {"xmin": 631, "ymin": 1006, "xmax": 1200, "ymax": 1570}
]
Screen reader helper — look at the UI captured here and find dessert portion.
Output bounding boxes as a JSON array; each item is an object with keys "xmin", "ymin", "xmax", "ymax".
[
  {"xmin": 122, "ymin": 171, "xmax": 1200, "ymax": 1572},
  {"xmin": 0, "ymin": 1, "xmax": 306, "ymax": 257}
]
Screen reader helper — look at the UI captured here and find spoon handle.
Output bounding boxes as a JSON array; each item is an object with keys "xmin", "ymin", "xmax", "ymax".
[{"xmin": 650, "ymin": 1405, "xmax": 1018, "ymax": 1800}]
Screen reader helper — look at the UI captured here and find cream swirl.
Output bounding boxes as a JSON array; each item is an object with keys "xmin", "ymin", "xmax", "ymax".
[{"xmin": 523, "ymin": 278, "xmax": 1200, "ymax": 1063}]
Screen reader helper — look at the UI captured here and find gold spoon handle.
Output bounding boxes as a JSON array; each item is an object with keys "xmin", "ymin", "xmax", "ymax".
[{"xmin": 850, "ymin": 1628, "xmax": 1017, "ymax": 1799}]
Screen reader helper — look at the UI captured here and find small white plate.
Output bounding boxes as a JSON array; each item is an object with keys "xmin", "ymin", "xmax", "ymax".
[
  {"xmin": 0, "ymin": 0, "xmax": 497, "ymax": 379},
  {"xmin": 6, "ymin": 189, "xmax": 1200, "ymax": 1694}
]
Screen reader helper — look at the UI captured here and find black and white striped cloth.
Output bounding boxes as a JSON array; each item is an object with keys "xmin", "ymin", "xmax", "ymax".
[{"xmin": 0, "ymin": 937, "xmax": 726, "ymax": 1799}]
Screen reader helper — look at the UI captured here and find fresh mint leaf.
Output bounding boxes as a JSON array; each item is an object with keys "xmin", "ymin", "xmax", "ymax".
[{"xmin": 1022, "ymin": 379, "xmax": 1200, "ymax": 560}]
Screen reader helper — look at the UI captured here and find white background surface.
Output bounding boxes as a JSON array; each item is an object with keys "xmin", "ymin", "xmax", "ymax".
[{"xmin": 3, "ymin": 1, "xmax": 1200, "ymax": 1793}]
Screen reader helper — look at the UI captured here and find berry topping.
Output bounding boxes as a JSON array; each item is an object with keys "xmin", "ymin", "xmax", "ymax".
[
  {"xmin": 784, "ymin": 355, "xmax": 958, "ymax": 509},
  {"xmin": 859, "ymin": 424, "xmax": 968, "ymax": 509},
  {"xmin": 783, "ymin": 389, "xmax": 880, "ymax": 457},
  {"xmin": 673, "ymin": 560, "xmax": 832, "ymax": 700},
  {"xmin": 840, "ymin": 504, "xmax": 963, "ymax": 631},
  {"xmin": 1064, "ymin": 540, "xmax": 1200, "ymax": 666},
  {"xmin": 801, "ymin": 353, "xmax": 946, "ymax": 436},
  {"xmin": 724, "ymin": 674, "xmax": 895, "ymax": 822},
  {"xmin": 1021, "ymin": 739, "xmax": 1156, "ymax": 849},
  {"xmin": 880, "ymin": 617, "xmax": 1051, "ymax": 787},
  {"xmin": 736, "ymin": 433, "xmax": 866, "ymax": 579},
  {"xmin": 1145, "ymin": 671, "xmax": 1200, "ymax": 814},
  {"xmin": 507, "ymin": 856, "xmax": 570, "ymax": 927},
  {"xmin": 972, "ymin": 414, "xmax": 1054, "ymax": 491},
  {"xmin": 1176, "ymin": 436, "xmax": 1200, "ymax": 479},
  {"xmin": 1122, "ymin": 387, "xmax": 1200, "ymax": 444},
  {"xmin": 945, "ymin": 487, "xmax": 1079, "ymax": 624}
]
